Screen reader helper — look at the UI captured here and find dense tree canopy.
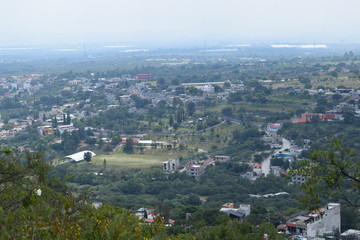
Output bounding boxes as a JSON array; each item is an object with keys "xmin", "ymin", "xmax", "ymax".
[{"xmin": 290, "ymin": 139, "xmax": 360, "ymax": 209}]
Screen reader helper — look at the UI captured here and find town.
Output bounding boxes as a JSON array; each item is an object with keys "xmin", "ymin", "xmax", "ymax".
[{"xmin": 0, "ymin": 48, "xmax": 360, "ymax": 239}]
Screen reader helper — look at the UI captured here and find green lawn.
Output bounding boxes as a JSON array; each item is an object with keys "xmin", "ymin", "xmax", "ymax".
[{"xmin": 92, "ymin": 151, "xmax": 170, "ymax": 169}]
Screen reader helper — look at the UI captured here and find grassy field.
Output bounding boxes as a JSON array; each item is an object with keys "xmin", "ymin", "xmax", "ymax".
[
  {"xmin": 92, "ymin": 151, "xmax": 171, "ymax": 169},
  {"xmin": 90, "ymin": 122, "xmax": 243, "ymax": 169},
  {"xmin": 311, "ymin": 76, "xmax": 360, "ymax": 89}
]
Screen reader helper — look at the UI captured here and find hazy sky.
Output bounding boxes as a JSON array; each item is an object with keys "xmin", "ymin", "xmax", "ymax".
[{"xmin": 1, "ymin": 0, "xmax": 359, "ymax": 46}]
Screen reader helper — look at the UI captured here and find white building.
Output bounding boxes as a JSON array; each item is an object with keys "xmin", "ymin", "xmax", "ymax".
[
  {"xmin": 163, "ymin": 159, "xmax": 179, "ymax": 172},
  {"xmin": 195, "ymin": 84, "xmax": 215, "ymax": 93},
  {"xmin": 286, "ymin": 203, "xmax": 341, "ymax": 239}
]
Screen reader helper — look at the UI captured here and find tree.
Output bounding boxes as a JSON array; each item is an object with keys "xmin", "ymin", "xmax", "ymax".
[
  {"xmin": 290, "ymin": 139, "xmax": 360, "ymax": 209},
  {"xmin": 342, "ymin": 107, "xmax": 356, "ymax": 124},
  {"xmin": 332, "ymin": 94, "xmax": 342, "ymax": 102},
  {"xmin": 66, "ymin": 112, "xmax": 71, "ymax": 125},
  {"xmin": 221, "ymin": 107, "xmax": 233, "ymax": 117},
  {"xmin": 111, "ymin": 136, "xmax": 121, "ymax": 146},
  {"xmin": 184, "ymin": 194, "xmax": 202, "ymax": 205},
  {"xmin": 158, "ymin": 77, "xmax": 165, "ymax": 85},
  {"xmin": 171, "ymin": 78, "xmax": 180, "ymax": 85},
  {"xmin": 169, "ymin": 115, "xmax": 174, "ymax": 126},
  {"xmin": 186, "ymin": 101, "xmax": 196, "ymax": 116},
  {"xmin": 228, "ymin": 91, "xmax": 242, "ymax": 102},
  {"xmin": 175, "ymin": 107, "xmax": 185, "ymax": 124},
  {"xmin": 103, "ymin": 159, "xmax": 107, "ymax": 171},
  {"xmin": 0, "ymin": 149, "xmax": 167, "ymax": 238},
  {"xmin": 52, "ymin": 116, "xmax": 58, "ymax": 128},
  {"xmin": 330, "ymin": 71, "xmax": 338, "ymax": 78},
  {"xmin": 123, "ymin": 138, "xmax": 134, "ymax": 154},
  {"xmin": 213, "ymin": 85, "xmax": 223, "ymax": 93},
  {"xmin": 83, "ymin": 151, "xmax": 92, "ymax": 162}
]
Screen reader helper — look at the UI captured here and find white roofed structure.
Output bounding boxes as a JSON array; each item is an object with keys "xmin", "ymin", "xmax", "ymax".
[{"xmin": 64, "ymin": 150, "xmax": 96, "ymax": 163}]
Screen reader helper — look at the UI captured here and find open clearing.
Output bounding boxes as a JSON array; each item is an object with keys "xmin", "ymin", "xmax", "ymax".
[{"xmin": 92, "ymin": 152, "xmax": 170, "ymax": 169}]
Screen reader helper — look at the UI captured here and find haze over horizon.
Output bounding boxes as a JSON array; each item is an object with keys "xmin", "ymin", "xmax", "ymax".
[{"xmin": 1, "ymin": 0, "xmax": 360, "ymax": 47}]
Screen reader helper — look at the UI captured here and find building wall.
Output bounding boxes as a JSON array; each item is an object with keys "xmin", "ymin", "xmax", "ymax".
[
  {"xmin": 185, "ymin": 164, "xmax": 204, "ymax": 180},
  {"xmin": 291, "ymin": 175, "xmax": 306, "ymax": 184},
  {"xmin": 163, "ymin": 159, "xmax": 179, "ymax": 172},
  {"xmin": 306, "ymin": 203, "xmax": 341, "ymax": 238}
]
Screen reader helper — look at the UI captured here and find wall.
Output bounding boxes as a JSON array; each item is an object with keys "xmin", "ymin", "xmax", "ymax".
[{"xmin": 306, "ymin": 203, "xmax": 341, "ymax": 238}]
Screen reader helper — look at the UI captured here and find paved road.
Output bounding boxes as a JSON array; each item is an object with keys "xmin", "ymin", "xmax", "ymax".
[{"xmin": 261, "ymin": 137, "xmax": 291, "ymax": 176}]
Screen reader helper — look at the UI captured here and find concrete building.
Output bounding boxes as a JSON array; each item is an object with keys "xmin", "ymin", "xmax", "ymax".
[
  {"xmin": 58, "ymin": 124, "xmax": 76, "ymax": 134},
  {"xmin": 286, "ymin": 203, "xmax": 341, "ymax": 239},
  {"xmin": 185, "ymin": 163, "xmax": 204, "ymax": 180},
  {"xmin": 291, "ymin": 175, "xmax": 306, "ymax": 184},
  {"xmin": 270, "ymin": 166, "xmax": 284, "ymax": 176},
  {"xmin": 185, "ymin": 158, "xmax": 215, "ymax": 180},
  {"xmin": 163, "ymin": 159, "xmax": 179, "ymax": 172},
  {"xmin": 249, "ymin": 162, "xmax": 262, "ymax": 175}
]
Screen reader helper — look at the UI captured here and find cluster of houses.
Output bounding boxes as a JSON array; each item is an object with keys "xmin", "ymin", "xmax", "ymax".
[
  {"xmin": 135, "ymin": 207, "xmax": 175, "ymax": 226},
  {"xmin": 131, "ymin": 201, "xmax": 346, "ymax": 240},
  {"xmin": 217, "ymin": 200, "xmax": 351, "ymax": 240},
  {"xmin": 184, "ymin": 155, "xmax": 230, "ymax": 180},
  {"xmin": 162, "ymin": 155, "xmax": 231, "ymax": 180},
  {"xmin": 120, "ymin": 80, "xmax": 246, "ymax": 111},
  {"xmin": 292, "ymin": 112, "xmax": 343, "ymax": 123},
  {"xmin": 66, "ymin": 73, "xmax": 246, "ymax": 111},
  {"xmin": 0, "ymin": 117, "xmax": 34, "ymax": 140},
  {"xmin": 0, "ymin": 74, "xmax": 44, "ymax": 94}
]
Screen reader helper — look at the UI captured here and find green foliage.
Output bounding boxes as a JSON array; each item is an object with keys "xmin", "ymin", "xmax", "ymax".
[
  {"xmin": 0, "ymin": 149, "xmax": 172, "ymax": 239},
  {"xmin": 195, "ymin": 221, "xmax": 287, "ymax": 240},
  {"xmin": 233, "ymin": 128, "xmax": 261, "ymax": 143},
  {"xmin": 228, "ymin": 91, "xmax": 243, "ymax": 102},
  {"xmin": 123, "ymin": 138, "xmax": 134, "ymax": 154},
  {"xmin": 289, "ymin": 139, "xmax": 360, "ymax": 209},
  {"xmin": 271, "ymin": 157, "xmax": 290, "ymax": 169},
  {"xmin": 221, "ymin": 107, "xmax": 233, "ymax": 117},
  {"xmin": 184, "ymin": 194, "xmax": 202, "ymax": 206},
  {"xmin": 187, "ymin": 101, "xmax": 196, "ymax": 116}
]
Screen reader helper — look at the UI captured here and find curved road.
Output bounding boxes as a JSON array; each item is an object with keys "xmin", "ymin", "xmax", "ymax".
[{"xmin": 261, "ymin": 137, "xmax": 291, "ymax": 176}]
